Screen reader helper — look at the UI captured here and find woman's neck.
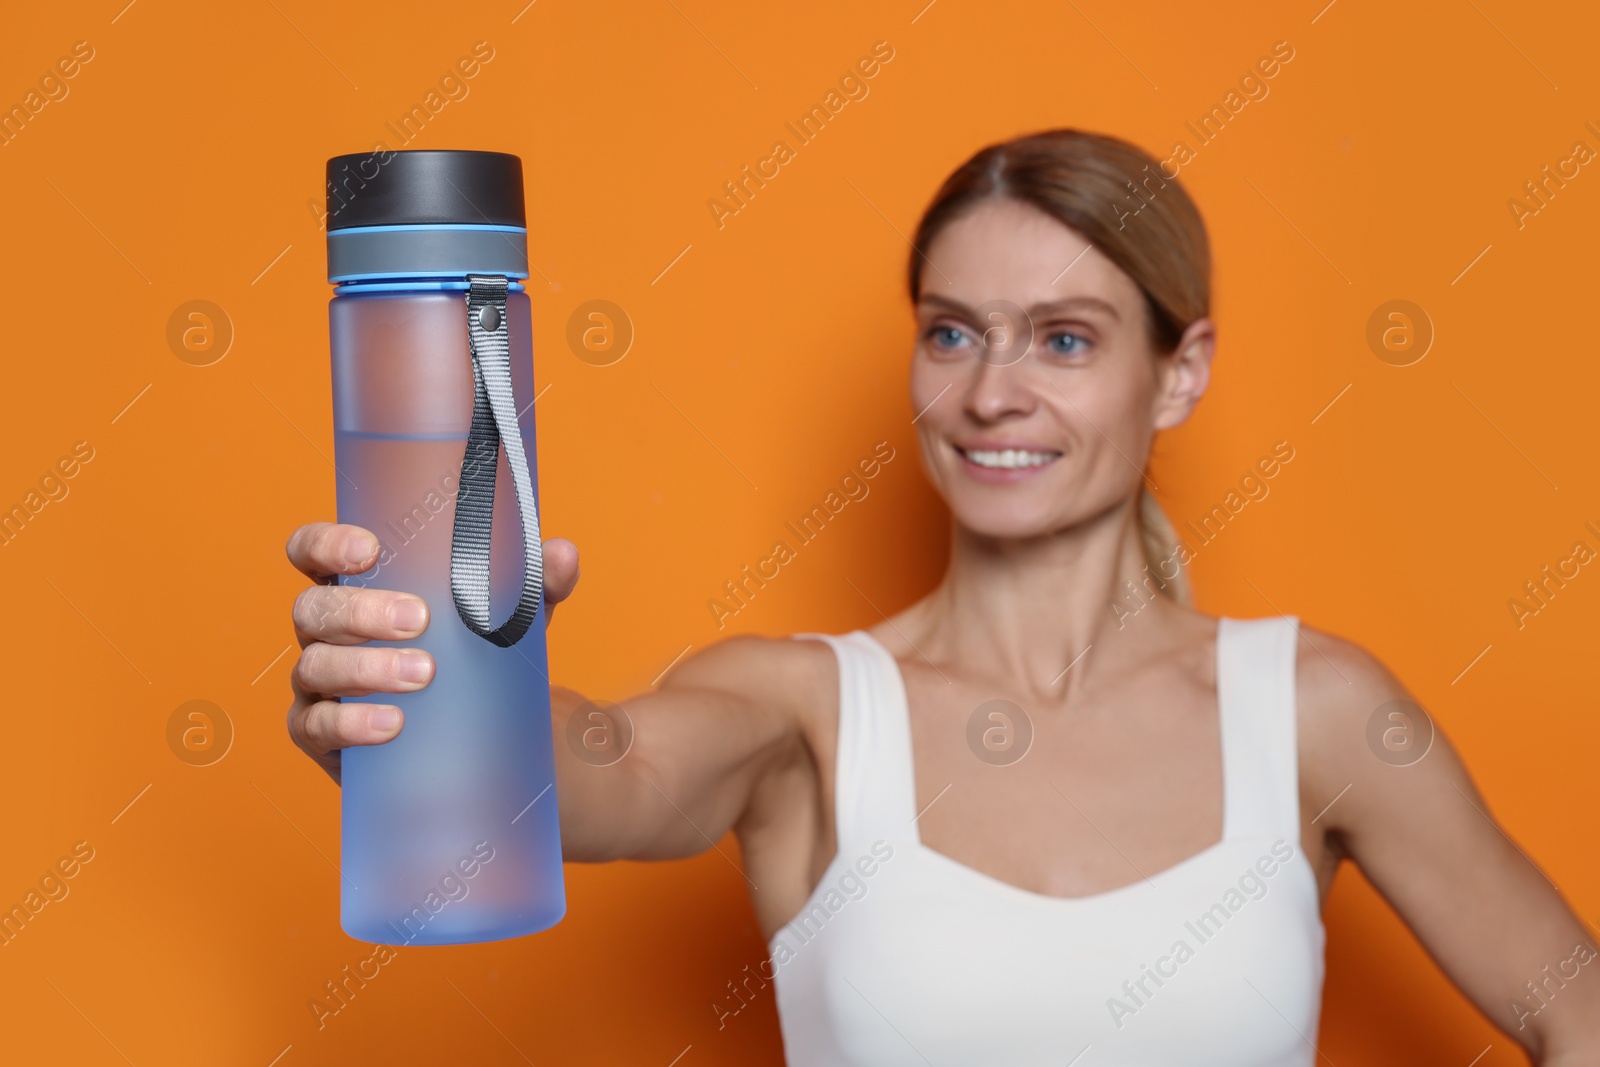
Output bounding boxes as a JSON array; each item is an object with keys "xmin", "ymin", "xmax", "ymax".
[{"xmin": 898, "ymin": 495, "xmax": 1193, "ymax": 701}]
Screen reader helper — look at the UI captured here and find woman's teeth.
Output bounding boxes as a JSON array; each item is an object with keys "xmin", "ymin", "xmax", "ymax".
[{"xmin": 959, "ymin": 447, "xmax": 1060, "ymax": 469}]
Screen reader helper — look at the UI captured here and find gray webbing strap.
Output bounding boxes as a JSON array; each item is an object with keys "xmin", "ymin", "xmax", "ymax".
[{"xmin": 449, "ymin": 274, "xmax": 543, "ymax": 647}]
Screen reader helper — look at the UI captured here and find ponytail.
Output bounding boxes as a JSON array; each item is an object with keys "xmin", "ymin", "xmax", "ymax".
[{"xmin": 1137, "ymin": 488, "xmax": 1191, "ymax": 606}]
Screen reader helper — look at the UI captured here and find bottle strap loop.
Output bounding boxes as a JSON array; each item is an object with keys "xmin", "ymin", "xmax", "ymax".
[{"xmin": 448, "ymin": 274, "xmax": 543, "ymax": 647}]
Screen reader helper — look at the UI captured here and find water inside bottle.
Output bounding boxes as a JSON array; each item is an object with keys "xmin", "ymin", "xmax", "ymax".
[{"xmin": 334, "ymin": 430, "xmax": 565, "ymax": 945}]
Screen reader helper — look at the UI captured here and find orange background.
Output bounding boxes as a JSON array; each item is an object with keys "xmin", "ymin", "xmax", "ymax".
[{"xmin": 2, "ymin": 0, "xmax": 1596, "ymax": 1063}]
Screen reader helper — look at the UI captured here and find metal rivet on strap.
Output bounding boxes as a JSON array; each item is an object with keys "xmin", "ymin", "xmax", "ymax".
[{"xmin": 477, "ymin": 304, "xmax": 502, "ymax": 332}]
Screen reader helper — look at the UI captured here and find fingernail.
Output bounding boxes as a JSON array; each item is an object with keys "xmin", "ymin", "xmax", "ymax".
[
  {"xmin": 345, "ymin": 536, "xmax": 375, "ymax": 566},
  {"xmin": 396, "ymin": 650, "xmax": 431, "ymax": 683},
  {"xmin": 390, "ymin": 598, "xmax": 426, "ymax": 633},
  {"xmin": 369, "ymin": 706, "xmax": 401, "ymax": 734}
]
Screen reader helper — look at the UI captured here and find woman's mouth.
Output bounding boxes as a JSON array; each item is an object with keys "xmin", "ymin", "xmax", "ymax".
[{"xmin": 953, "ymin": 444, "xmax": 1063, "ymax": 481}]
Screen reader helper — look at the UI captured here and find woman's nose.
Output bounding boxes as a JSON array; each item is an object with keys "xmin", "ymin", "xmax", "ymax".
[
  {"xmin": 963, "ymin": 354, "xmax": 1038, "ymax": 422},
  {"xmin": 964, "ymin": 303, "xmax": 1037, "ymax": 421}
]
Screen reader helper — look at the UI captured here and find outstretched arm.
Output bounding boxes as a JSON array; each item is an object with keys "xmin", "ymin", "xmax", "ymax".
[
  {"xmin": 1299, "ymin": 628, "xmax": 1600, "ymax": 1064},
  {"xmin": 550, "ymin": 634, "xmax": 813, "ymax": 863}
]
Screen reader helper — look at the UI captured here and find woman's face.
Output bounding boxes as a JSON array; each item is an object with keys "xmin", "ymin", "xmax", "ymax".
[{"xmin": 910, "ymin": 197, "xmax": 1212, "ymax": 542}]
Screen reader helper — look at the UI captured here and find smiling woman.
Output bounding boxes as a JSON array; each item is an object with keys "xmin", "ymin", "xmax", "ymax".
[
  {"xmin": 285, "ymin": 127, "xmax": 1600, "ymax": 1067},
  {"xmin": 906, "ymin": 129, "xmax": 1212, "ymax": 607}
]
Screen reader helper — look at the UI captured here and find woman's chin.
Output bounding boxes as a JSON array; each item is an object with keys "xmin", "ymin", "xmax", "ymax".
[{"xmin": 948, "ymin": 506, "xmax": 1061, "ymax": 543}]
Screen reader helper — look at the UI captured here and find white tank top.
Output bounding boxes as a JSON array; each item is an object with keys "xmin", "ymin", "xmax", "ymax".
[{"xmin": 772, "ymin": 615, "xmax": 1325, "ymax": 1066}]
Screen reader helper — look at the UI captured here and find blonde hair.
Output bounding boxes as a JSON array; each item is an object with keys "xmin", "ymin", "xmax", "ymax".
[
  {"xmin": 907, "ymin": 129, "xmax": 1209, "ymax": 605},
  {"xmin": 1138, "ymin": 488, "xmax": 1191, "ymax": 606}
]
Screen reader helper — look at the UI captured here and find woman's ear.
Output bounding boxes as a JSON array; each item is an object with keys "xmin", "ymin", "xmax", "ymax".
[{"xmin": 1152, "ymin": 317, "xmax": 1216, "ymax": 431}]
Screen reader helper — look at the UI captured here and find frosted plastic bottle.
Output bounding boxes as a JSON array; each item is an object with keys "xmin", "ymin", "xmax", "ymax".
[{"xmin": 324, "ymin": 149, "xmax": 564, "ymax": 945}]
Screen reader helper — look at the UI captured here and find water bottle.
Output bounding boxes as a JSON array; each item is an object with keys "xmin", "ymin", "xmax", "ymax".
[{"xmin": 324, "ymin": 148, "xmax": 564, "ymax": 945}]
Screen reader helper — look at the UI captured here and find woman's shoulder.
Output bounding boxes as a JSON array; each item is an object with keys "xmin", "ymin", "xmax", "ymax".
[
  {"xmin": 653, "ymin": 630, "xmax": 840, "ymax": 718},
  {"xmin": 1289, "ymin": 619, "xmax": 1410, "ymax": 723},
  {"xmin": 1287, "ymin": 619, "xmax": 1420, "ymax": 791}
]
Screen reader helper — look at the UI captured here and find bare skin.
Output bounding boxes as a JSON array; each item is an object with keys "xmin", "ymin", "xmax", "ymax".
[{"xmin": 286, "ymin": 198, "xmax": 1599, "ymax": 1063}]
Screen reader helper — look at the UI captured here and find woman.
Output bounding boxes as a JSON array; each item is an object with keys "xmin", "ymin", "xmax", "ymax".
[{"xmin": 284, "ymin": 130, "xmax": 1599, "ymax": 1064}]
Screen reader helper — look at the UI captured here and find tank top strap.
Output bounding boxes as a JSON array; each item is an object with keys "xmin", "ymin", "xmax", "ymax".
[
  {"xmin": 1217, "ymin": 614, "xmax": 1304, "ymax": 845},
  {"xmin": 790, "ymin": 630, "xmax": 921, "ymax": 849}
]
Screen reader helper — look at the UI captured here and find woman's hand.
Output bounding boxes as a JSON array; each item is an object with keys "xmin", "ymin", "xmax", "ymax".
[
  {"xmin": 283, "ymin": 521, "xmax": 580, "ymax": 784},
  {"xmin": 282, "ymin": 521, "xmax": 808, "ymax": 877}
]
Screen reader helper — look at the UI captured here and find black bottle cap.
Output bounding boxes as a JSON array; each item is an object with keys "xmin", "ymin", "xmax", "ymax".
[{"xmin": 324, "ymin": 149, "xmax": 525, "ymax": 231}]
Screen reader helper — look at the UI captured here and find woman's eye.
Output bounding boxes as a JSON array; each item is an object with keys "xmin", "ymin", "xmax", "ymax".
[
  {"xmin": 924, "ymin": 324, "xmax": 970, "ymax": 350},
  {"xmin": 1046, "ymin": 331, "xmax": 1090, "ymax": 356}
]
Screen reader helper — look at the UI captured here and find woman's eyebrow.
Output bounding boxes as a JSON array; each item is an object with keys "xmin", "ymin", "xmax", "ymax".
[
  {"xmin": 1030, "ymin": 297, "xmax": 1121, "ymax": 321},
  {"xmin": 917, "ymin": 294, "xmax": 1121, "ymax": 321}
]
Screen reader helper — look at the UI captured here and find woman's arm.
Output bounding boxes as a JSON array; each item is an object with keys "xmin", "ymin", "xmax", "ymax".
[
  {"xmin": 549, "ymin": 634, "xmax": 814, "ymax": 863},
  {"xmin": 1298, "ymin": 627, "xmax": 1600, "ymax": 1064}
]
